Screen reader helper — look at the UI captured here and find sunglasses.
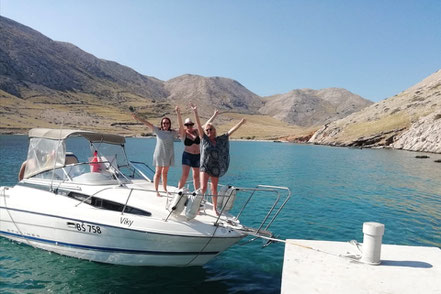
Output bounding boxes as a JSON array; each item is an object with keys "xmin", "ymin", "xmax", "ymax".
[
  {"xmin": 205, "ymin": 128, "xmax": 213, "ymax": 131},
  {"xmin": 184, "ymin": 123, "xmax": 194, "ymax": 126},
  {"xmin": 162, "ymin": 122, "xmax": 170, "ymax": 125}
]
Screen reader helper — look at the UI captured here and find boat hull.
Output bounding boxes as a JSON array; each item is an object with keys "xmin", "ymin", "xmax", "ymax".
[
  {"xmin": 0, "ymin": 185, "xmax": 244, "ymax": 266},
  {"xmin": 1, "ymin": 229, "xmax": 238, "ymax": 266}
]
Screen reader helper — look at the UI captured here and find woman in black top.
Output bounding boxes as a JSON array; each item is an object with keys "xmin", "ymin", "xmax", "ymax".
[{"xmin": 176, "ymin": 107, "xmax": 218, "ymax": 191}]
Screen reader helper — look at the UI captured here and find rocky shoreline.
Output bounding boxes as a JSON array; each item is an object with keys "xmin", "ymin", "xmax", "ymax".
[
  {"xmin": 2, "ymin": 129, "xmax": 440, "ymax": 156},
  {"xmin": 308, "ymin": 70, "xmax": 441, "ymax": 154},
  {"xmin": 308, "ymin": 112, "xmax": 441, "ymax": 154}
]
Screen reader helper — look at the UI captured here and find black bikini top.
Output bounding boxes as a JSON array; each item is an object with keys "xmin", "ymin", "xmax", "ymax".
[{"xmin": 184, "ymin": 136, "xmax": 200, "ymax": 146}]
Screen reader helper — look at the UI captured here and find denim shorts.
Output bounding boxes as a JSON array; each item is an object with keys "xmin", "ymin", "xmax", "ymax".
[{"xmin": 182, "ymin": 151, "xmax": 201, "ymax": 168}]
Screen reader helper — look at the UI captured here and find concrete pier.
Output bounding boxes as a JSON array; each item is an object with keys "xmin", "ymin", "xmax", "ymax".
[{"xmin": 281, "ymin": 239, "xmax": 441, "ymax": 293}]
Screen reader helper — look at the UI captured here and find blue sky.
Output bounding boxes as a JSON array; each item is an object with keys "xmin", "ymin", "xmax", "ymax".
[{"xmin": 1, "ymin": 0, "xmax": 440, "ymax": 102}]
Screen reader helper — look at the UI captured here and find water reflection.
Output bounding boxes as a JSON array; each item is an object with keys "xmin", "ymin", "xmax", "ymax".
[{"xmin": 0, "ymin": 238, "xmax": 229, "ymax": 294}]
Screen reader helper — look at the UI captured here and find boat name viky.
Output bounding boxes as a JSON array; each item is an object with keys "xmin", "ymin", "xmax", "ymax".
[{"xmin": 120, "ymin": 217, "xmax": 134, "ymax": 227}]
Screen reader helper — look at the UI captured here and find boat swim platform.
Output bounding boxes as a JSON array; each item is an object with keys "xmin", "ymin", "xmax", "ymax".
[{"xmin": 281, "ymin": 239, "xmax": 441, "ymax": 294}]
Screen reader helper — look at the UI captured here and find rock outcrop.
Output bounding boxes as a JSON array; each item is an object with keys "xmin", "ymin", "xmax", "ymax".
[
  {"xmin": 391, "ymin": 112, "xmax": 441, "ymax": 153},
  {"xmin": 309, "ymin": 69, "xmax": 441, "ymax": 153}
]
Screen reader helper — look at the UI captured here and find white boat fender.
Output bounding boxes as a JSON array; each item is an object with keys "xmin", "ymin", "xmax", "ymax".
[
  {"xmin": 217, "ymin": 186, "xmax": 237, "ymax": 212},
  {"xmin": 168, "ymin": 188, "xmax": 189, "ymax": 215},
  {"xmin": 216, "ymin": 185, "xmax": 230, "ymax": 211},
  {"xmin": 185, "ymin": 190, "xmax": 203, "ymax": 220}
]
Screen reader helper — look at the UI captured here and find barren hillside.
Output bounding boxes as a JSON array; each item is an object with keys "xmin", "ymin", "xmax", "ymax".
[
  {"xmin": 260, "ymin": 88, "xmax": 372, "ymax": 127},
  {"xmin": 309, "ymin": 70, "xmax": 441, "ymax": 153}
]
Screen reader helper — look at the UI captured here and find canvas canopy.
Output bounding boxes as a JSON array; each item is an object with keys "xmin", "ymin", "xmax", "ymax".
[
  {"xmin": 23, "ymin": 128, "xmax": 126, "ymax": 179},
  {"xmin": 28, "ymin": 128, "xmax": 125, "ymax": 145}
]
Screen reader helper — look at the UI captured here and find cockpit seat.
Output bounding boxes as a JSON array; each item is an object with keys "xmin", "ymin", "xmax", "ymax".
[
  {"xmin": 65, "ymin": 152, "xmax": 79, "ymax": 165},
  {"xmin": 18, "ymin": 160, "xmax": 27, "ymax": 181}
]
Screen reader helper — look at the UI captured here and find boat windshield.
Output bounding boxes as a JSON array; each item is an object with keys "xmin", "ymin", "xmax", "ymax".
[
  {"xmin": 24, "ymin": 137, "xmax": 65, "ymax": 179},
  {"xmin": 22, "ymin": 129, "xmax": 154, "ymax": 184},
  {"xmin": 32, "ymin": 163, "xmax": 120, "ymax": 185},
  {"xmin": 90, "ymin": 143, "xmax": 128, "ymax": 171},
  {"xmin": 24, "ymin": 134, "xmax": 154, "ymax": 185}
]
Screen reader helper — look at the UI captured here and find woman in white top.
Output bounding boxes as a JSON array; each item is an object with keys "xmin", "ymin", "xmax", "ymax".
[{"xmin": 132, "ymin": 108, "xmax": 180, "ymax": 197}]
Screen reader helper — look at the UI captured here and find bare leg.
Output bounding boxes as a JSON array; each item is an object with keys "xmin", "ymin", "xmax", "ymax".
[
  {"xmin": 162, "ymin": 166, "xmax": 170, "ymax": 193},
  {"xmin": 154, "ymin": 166, "xmax": 163, "ymax": 197},
  {"xmin": 210, "ymin": 176, "xmax": 219, "ymax": 216},
  {"xmin": 192, "ymin": 167, "xmax": 200, "ymax": 191},
  {"xmin": 178, "ymin": 165, "xmax": 191, "ymax": 189},
  {"xmin": 200, "ymin": 171, "xmax": 209, "ymax": 195}
]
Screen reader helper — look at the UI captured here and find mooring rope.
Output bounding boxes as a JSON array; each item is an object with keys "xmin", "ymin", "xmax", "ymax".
[
  {"xmin": 284, "ymin": 239, "xmax": 364, "ymax": 262},
  {"xmin": 237, "ymin": 229, "xmax": 364, "ymax": 262}
]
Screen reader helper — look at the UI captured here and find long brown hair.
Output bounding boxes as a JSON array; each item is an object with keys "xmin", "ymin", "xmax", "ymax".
[{"xmin": 160, "ymin": 117, "xmax": 172, "ymax": 131}]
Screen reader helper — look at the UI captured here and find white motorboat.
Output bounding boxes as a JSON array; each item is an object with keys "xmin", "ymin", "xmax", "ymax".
[{"xmin": 0, "ymin": 128, "xmax": 291, "ymax": 266}]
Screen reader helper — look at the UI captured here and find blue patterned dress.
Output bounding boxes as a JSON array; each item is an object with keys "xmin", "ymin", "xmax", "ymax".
[{"xmin": 200, "ymin": 133, "xmax": 230, "ymax": 177}]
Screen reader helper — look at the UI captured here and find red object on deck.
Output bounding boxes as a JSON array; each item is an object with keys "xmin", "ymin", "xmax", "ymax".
[{"xmin": 90, "ymin": 151, "xmax": 101, "ymax": 172}]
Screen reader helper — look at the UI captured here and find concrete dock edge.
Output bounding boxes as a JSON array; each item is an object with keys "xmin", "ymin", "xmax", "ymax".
[{"xmin": 281, "ymin": 239, "xmax": 441, "ymax": 293}]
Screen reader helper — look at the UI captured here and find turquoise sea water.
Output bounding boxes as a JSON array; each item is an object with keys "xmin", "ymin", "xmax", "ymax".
[{"xmin": 1, "ymin": 135, "xmax": 440, "ymax": 293}]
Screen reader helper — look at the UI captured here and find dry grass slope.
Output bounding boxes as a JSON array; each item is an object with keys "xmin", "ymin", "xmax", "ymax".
[{"xmin": 1, "ymin": 89, "xmax": 309, "ymax": 140}]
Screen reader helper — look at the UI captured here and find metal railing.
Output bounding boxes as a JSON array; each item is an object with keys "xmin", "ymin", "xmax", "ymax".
[{"xmin": 213, "ymin": 184, "xmax": 292, "ymax": 240}]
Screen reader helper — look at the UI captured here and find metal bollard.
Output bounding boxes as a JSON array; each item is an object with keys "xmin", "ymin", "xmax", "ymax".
[{"xmin": 361, "ymin": 222, "xmax": 385, "ymax": 265}]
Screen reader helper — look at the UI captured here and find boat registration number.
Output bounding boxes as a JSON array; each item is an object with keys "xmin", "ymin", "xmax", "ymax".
[{"xmin": 75, "ymin": 222, "xmax": 102, "ymax": 234}]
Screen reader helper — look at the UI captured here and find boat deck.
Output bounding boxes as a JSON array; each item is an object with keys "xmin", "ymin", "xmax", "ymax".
[{"xmin": 281, "ymin": 239, "xmax": 441, "ymax": 293}]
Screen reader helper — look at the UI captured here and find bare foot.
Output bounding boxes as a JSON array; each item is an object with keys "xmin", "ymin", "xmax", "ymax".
[
  {"xmin": 156, "ymin": 191, "xmax": 161, "ymax": 197},
  {"xmin": 213, "ymin": 208, "xmax": 220, "ymax": 216}
]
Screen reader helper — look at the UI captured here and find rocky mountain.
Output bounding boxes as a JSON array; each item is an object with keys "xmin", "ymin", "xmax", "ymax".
[
  {"xmin": 0, "ymin": 16, "xmax": 167, "ymax": 102},
  {"xmin": 164, "ymin": 74, "xmax": 263, "ymax": 115},
  {"xmin": 309, "ymin": 69, "xmax": 441, "ymax": 153},
  {"xmin": 259, "ymin": 88, "xmax": 372, "ymax": 127},
  {"xmin": 0, "ymin": 16, "xmax": 268, "ymax": 135},
  {"xmin": 1, "ymin": 15, "xmax": 371, "ymax": 137},
  {"xmin": 3, "ymin": 15, "xmax": 438, "ymax": 151}
]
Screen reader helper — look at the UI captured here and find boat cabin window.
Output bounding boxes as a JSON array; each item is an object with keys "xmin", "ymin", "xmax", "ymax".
[{"xmin": 68, "ymin": 192, "xmax": 151, "ymax": 216}]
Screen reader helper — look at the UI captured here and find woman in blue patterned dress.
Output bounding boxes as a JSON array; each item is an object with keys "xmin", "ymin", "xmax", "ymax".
[{"xmin": 191, "ymin": 104, "xmax": 246, "ymax": 215}]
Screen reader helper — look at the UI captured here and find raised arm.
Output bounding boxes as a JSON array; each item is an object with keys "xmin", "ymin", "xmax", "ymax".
[
  {"xmin": 175, "ymin": 106, "xmax": 185, "ymax": 139},
  {"xmin": 132, "ymin": 113, "xmax": 155, "ymax": 131},
  {"xmin": 203, "ymin": 109, "xmax": 219, "ymax": 128},
  {"xmin": 227, "ymin": 118, "xmax": 246, "ymax": 136},
  {"xmin": 191, "ymin": 104, "xmax": 204, "ymax": 138}
]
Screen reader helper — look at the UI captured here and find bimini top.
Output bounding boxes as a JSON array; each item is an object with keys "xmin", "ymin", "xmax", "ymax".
[{"xmin": 28, "ymin": 128, "xmax": 126, "ymax": 145}]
